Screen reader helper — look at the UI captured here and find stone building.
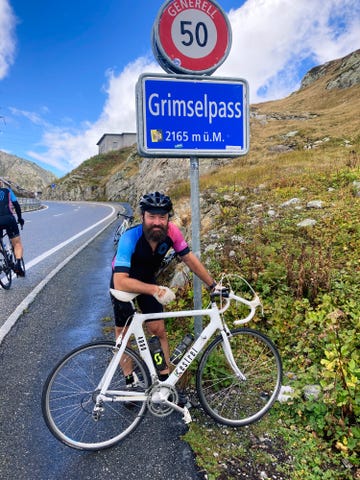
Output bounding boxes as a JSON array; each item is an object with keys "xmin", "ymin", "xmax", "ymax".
[{"xmin": 96, "ymin": 133, "xmax": 137, "ymax": 154}]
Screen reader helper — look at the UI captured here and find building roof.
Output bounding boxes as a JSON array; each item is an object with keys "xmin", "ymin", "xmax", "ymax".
[{"xmin": 96, "ymin": 132, "xmax": 136, "ymax": 145}]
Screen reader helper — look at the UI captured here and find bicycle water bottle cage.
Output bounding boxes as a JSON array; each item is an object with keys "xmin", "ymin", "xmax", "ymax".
[{"xmin": 210, "ymin": 288, "xmax": 230, "ymax": 300}]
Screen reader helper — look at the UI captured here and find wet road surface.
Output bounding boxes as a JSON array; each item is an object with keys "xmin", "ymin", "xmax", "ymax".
[{"xmin": 0, "ymin": 224, "xmax": 204, "ymax": 480}]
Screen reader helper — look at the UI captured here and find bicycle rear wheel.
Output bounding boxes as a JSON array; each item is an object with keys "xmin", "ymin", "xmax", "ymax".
[
  {"xmin": 0, "ymin": 249, "xmax": 12, "ymax": 289},
  {"xmin": 42, "ymin": 341, "xmax": 150, "ymax": 450},
  {"xmin": 196, "ymin": 328, "xmax": 282, "ymax": 426}
]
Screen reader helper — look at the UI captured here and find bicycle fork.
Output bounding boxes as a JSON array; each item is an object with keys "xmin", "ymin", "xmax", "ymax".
[{"xmin": 220, "ymin": 328, "xmax": 247, "ymax": 381}]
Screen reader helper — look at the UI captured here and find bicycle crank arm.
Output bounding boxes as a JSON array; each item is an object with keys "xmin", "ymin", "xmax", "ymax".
[
  {"xmin": 151, "ymin": 389, "xmax": 192, "ymax": 423},
  {"xmin": 161, "ymin": 400, "xmax": 192, "ymax": 423}
]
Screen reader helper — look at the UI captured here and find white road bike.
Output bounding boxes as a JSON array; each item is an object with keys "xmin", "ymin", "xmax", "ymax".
[{"xmin": 42, "ymin": 276, "xmax": 282, "ymax": 450}]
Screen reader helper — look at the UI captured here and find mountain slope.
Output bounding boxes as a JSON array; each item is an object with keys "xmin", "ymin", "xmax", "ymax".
[
  {"xmin": 0, "ymin": 151, "xmax": 57, "ymax": 194},
  {"xmin": 44, "ymin": 49, "xmax": 360, "ymax": 203}
]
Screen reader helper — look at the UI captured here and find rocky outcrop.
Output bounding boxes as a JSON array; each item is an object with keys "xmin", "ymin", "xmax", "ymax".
[
  {"xmin": 0, "ymin": 151, "xmax": 57, "ymax": 193},
  {"xmin": 106, "ymin": 155, "xmax": 233, "ymax": 207},
  {"xmin": 300, "ymin": 48, "xmax": 360, "ymax": 90}
]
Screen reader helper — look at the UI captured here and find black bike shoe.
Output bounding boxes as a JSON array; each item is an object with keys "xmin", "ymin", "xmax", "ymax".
[{"xmin": 14, "ymin": 260, "xmax": 25, "ymax": 277}]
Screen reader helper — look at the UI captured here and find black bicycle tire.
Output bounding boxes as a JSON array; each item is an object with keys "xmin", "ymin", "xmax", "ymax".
[
  {"xmin": 0, "ymin": 247, "xmax": 12, "ymax": 289},
  {"xmin": 196, "ymin": 328, "xmax": 282, "ymax": 426},
  {"xmin": 42, "ymin": 341, "xmax": 151, "ymax": 450}
]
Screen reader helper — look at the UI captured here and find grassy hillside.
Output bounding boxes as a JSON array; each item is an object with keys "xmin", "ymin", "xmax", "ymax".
[
  {"xmin": 175, "ymin": 150, "xmax": 359, "ymax": 480},
  {"xmin": 162, "ymin": 63, "xmax": 360, "ymax": 479}
]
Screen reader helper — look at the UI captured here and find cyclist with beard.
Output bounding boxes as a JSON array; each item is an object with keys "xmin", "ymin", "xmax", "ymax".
[{"xmin": 110, "ymin": 191, "xmax": 216, "ymax": 396}]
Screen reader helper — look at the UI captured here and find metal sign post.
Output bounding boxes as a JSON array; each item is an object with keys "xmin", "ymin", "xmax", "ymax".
[{"xmin": 189, "ymin": 156, "xmax": 202, "ymax": 337}]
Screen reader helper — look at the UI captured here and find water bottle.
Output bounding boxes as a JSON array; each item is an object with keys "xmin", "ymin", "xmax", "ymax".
[
  {"xmin": 170, "ymin": 333, "xmax": 194, "ymax": 365},
  {"xmin": 148, "ymin": 336, "xmax": 166, "ymax": 371}
]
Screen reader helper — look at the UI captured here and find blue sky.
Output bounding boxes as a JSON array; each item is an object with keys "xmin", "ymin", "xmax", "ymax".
[{"xmin": 0, "ymin": 0, "xmax": 359, "ymax": 178}]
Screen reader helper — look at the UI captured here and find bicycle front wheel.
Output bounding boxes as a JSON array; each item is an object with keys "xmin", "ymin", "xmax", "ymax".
[
  {"xmin": 196, "ymin": 328, "xmax": 282, "ymax": 426},
  {"xmin": 0, "ymin": 249, "xmax": 12, "ymax": 289},
  {"xmin": 42, "ymin": 341, "xmax": 150, "ymax": 450}
]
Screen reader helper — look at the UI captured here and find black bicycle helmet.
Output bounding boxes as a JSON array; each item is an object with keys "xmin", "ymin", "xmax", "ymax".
[{"xmin": 139, "ymin": 191, "xmax": 173, "ymax": 215}]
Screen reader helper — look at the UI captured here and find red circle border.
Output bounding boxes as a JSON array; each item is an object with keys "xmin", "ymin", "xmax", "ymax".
[{"xmin": 157, "ymin": 1, "xmax": 230, "ymax": 72}]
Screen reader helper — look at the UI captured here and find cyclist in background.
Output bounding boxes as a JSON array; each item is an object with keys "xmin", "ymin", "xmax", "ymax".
[
  {"xmin": 110, "ymin": 191, "xmax": 217, "ymax": 400},
  {"xmin": 0, "ymin": 179, "xmax": 25, "ymax": 276}
]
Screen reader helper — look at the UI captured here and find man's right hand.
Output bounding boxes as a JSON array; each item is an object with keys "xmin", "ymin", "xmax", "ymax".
[
  {"xmin": 18, "ymin": 218, "xmax": 25, "ymax": 228},
  {"xmin": 153, "ymin": 286, "xmax": 176, "ymax": 305}
]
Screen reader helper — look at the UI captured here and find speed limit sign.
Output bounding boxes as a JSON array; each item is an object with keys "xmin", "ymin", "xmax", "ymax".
[{"xmin": 153, "ymin": 0, "xmax": 232, "ymax": 75}]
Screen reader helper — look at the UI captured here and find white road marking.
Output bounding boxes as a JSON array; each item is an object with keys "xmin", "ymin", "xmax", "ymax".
[{"xmin": 26, "ymin": 206, "xmax": 115, "ymax": 270}]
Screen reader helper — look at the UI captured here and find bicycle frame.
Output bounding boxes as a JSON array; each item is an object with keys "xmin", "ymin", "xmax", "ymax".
[
  {"xmin": 94, "ymin": 291, "xmax": 261, "ymax": 417},
  {"xmin": 42, "ymin": 283, "xmax": 283, "ymax": 449}
]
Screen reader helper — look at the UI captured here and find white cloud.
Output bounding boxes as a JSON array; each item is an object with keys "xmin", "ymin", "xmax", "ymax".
[
  {"xmin": 26, "ymin": 0, "xmax": 360, "ymax": 174},
  {"xmin": 0, "ymin": 0, "xmax": 17, "ymax": 79},
  {"xmin": 219, "ymin": 0, "xmax": 360, "ymax": 102},
  {"xmin": 9, "ymin": 107, "xmax": 50, "ymax": 127},
  {"xmin": 27, "ymin": 56, "xmax": 162, "ymax": 173}
]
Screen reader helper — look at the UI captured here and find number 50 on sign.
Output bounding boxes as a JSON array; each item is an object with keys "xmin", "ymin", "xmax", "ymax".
[{"xmin": 153, "ymin": 0, "xmax": 232, "ymax": 75}]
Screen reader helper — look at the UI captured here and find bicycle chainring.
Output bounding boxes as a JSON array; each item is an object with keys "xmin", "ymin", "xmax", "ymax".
[{"xmin": 147, "ymin": 384, "xmax": 178, "ymax": 417}]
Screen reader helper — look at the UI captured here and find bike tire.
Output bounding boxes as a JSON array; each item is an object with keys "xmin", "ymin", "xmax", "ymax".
[
  {"xmin": 196, "ymin": 328, "xmax": 282, "ymax": 426},
  {"xmin": 0, "ymin": 248, "xmax": 12, "ymax": 289},
  {"xmin": 42, "ymin": 341, "xmax": 151, "ymax": 450}
]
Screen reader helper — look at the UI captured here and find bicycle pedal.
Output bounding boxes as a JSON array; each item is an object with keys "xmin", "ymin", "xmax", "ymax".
[{"xmin": 182, "ymin": 406, "xmax": 192, "ymax": 424}]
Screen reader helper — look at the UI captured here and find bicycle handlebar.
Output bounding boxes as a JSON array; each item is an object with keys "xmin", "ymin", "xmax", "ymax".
[
  {"xmin": 117, "ymin": 212, "xmax": 134, "ymax": 221},
  {"xmin": 215, "ymin": 291, "xmax": 262, "ymax": 325},
  {"xmin": 232, "ymin": 292, "xmax": 262, "ymax": 325}
]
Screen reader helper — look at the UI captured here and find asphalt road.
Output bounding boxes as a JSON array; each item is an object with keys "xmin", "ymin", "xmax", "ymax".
[
  {"xmin": 0, "ymin": 200, "xmax": 118, "ymax": 335},
  {"xmin": 0, "ymin": 215, "xmax": 203, "ymax": 480}
]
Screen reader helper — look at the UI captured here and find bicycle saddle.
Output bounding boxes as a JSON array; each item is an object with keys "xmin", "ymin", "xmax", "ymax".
[{"xmin": 110, "ymin": 289, "xmax": 139, "ymax": 302}]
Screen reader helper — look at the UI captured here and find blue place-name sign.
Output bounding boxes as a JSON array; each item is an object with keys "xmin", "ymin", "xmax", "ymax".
[{"xmin": 136, "ymin": 73, "xmax": 249, "ymax": 157}]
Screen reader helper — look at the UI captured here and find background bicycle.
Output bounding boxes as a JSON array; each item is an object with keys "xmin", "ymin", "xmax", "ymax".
[
  {"xmin": 113, "ymin": 211, "xmax": 134, "ymax": 251},
  {"xmin": 0, "ymin": 230, "xmax": 25, "ymax": 289},
  {"xmin": 42, "ymin": 275, "xmax": 283, "ymax": 451}
]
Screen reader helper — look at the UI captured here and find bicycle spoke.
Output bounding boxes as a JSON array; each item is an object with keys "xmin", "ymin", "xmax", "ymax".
[
  {"xmin": 42, "ymin": 342, "xmax": 150, "ymax": 450},
  {"xmin": 197, "ymin": 329, "xmax": 282, "ymax": 426}
]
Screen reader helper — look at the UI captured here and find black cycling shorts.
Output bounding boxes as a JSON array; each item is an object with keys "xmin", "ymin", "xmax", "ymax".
[
  {"xmin": 0, "ymin": 215, "xmax": 20, "ymax": 239},
  {"xmin": 110, "ymin": 277, "xmax": 163, "ymax": 327}
]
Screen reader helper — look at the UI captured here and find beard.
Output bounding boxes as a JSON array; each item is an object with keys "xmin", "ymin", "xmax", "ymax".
[{"xmin": 143, "ymin": 224, "xmax": 168, "ymax": 243}]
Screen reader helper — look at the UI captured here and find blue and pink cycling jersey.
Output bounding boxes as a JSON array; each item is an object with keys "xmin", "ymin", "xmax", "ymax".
[{"xmin": 112, "ymin": 222, "xmax": 190, "ymax": 282}]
